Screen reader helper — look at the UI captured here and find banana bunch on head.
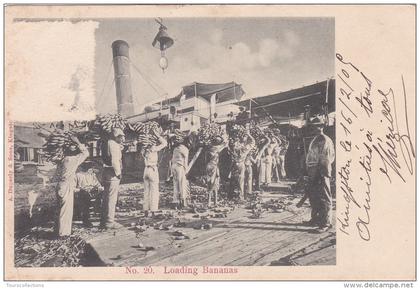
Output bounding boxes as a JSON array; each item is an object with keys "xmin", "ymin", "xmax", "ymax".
[
  {"xmin": 263, "ymin": 127, "xmax": 284, "ymax": 143},
  {"xmin": 250, "ymin": 124, "xmax": 267, "ymax": 147},
  {"xmin": 197, "ymin": 122, "xmax": 226, "ymax": 147},
  {"xmin": 42, "ymin": 130, "xmax": 78, "ymax": 163},
  {"xmin": 228, "ymin": 124, "xmax": 247, "ymax": 141},
  {"xmin": 93, "ymin": 113, "xmax": 128, "ymax": 137},
  {"xmin": 133, "ymin": 121, "xmax": 162, "ymax": 148},
  {"xmin": 170, "ymin": 129, "xmax": 186, "ymax": 146}
]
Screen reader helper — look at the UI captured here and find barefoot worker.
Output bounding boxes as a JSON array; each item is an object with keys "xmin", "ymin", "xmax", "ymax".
[
  {"xmin": 244, "ymin": 135, "xmax": 270, "ymax": 195},
  {"xmin": 229, "ymin": 131, "xmax": 255, "ymax": 201},
  {"xmin": 205, "ymin": 136, "xmax": 227, "ymax": 207},
  {"xmin": 140, "ymin": 128, "xmax": 167, "ymax": 214},
  {"xmin": 171, "ymin": 130, "xmax": 190, "ymax": 208},
  {"xmin": 259, "ymin": 136, "xmax": 278, "ymax": 187},
  {"xmin": 55, "ymin": 135, "xmax": 89, "ymax": 236}
]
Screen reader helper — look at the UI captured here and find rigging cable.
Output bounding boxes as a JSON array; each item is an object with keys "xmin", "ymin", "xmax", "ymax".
[
  {"xmin": 129, "ymin": 60, "xmax": 167, "ymax": 99},
  {"xmin": 96, "ymin": 60, "xmax": 114, "ymax": 108}
]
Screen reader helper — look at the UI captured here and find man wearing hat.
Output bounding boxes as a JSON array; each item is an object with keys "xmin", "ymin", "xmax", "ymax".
[
  {"xmin": 100, "ymin": 127, "xmax": 125, "ymax": 230},
  {"xmin": 305, "ymin": 117, "xmax": 335, "ymax": 233}
]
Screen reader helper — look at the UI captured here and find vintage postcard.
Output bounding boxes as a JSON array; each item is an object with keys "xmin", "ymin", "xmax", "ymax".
[{"xmin": 4, "ymin": 4, "xmax": 416, "ymax": 281}]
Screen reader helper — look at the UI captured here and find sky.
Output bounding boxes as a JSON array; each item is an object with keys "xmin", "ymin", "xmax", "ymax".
[{"xmin": 94, "ymin": 18, "xmax": 334, "ymax": 115}]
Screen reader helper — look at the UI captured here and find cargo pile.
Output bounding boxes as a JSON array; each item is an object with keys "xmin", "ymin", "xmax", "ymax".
[{"xmin": 14, "ymin": 230, "xmax": 87, "ymax": 267}]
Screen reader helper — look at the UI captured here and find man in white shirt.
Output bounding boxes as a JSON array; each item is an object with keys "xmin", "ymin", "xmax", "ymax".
[
  {"xmin": 55, "ymin": 135, "xmax": 89, "ymax": 237},
  {"xmin": 259, "ymin": 137, "xmax": 278, "ymax": 187},
  {"xmin": 171, "ymin": 134, "xmax": 190, "ymax": 208},
  {"xmin": 305, "ymin": 117, "xmax": 335, "ymax": 233},
  {"xmin": 100, "ymin": 128, "xmax": 125, "ymax": 230},
  {"xmin": 140, "ymin": 129, "xmax": 167, "ymax": 213},
  {"xmin": 244, "ymin": 135, "xmax": 270, "ymax": 195}
]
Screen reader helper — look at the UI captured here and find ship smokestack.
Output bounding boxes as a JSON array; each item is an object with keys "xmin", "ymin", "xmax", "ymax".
[{"xmin": 112, "ymin": 40, "xmax": 134, "ymax": 117}]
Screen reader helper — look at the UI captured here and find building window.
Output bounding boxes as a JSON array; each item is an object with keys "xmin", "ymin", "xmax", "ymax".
[
  {"xmin": 177, "ymin": 106, "xmax": 195, "ymax": 114},
  {"xmin": 17, "ymin": 147, "xmax": 43, "ymax": 164}
]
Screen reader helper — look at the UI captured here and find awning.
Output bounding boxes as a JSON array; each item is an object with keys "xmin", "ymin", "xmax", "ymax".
[
  {"xmin": 237, "ymin": 79, "xmax": 335, "ymax": 118},
  {"xmin": 181, "ymin": 82, "xmax": 245, "ymax": 102},
  {"xmin": 162, "ymin": 82, "xmax": 245, "ymax": 106}
]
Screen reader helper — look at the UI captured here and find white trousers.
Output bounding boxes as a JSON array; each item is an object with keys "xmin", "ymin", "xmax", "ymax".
[
  {"xmin": 172, "ymin": 164, "xmax": 187, "ymax": 204},
  {"xmin": 56, "ymin": 178, "xmax": 77, "ymax": 236},
  {"xmin": 143, "ymin": 166, "xmax": 160, "ymax": 211},
  {"xmin": 259, "ymin": 158, "xmax": 272, "ymax": 184}
]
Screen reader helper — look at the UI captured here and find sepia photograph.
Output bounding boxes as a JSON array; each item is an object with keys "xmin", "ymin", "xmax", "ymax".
[{"xmin": 12, "ymin": 16, "xmax": 336, "ymax": 268}]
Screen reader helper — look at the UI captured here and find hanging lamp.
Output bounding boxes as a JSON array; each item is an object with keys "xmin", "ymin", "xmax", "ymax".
[{"xmin": 152, "ymin": 18, "xmax": 174, "ymax": 72}]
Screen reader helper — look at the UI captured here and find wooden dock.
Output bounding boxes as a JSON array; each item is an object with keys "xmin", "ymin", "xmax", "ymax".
[{"xmin": 84, "ymin": 182, "xmax": 336, "ymax": 266}]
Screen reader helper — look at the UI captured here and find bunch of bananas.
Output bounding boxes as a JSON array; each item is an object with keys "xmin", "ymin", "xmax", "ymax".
[
  {"xmin": 132, "ymin": 121, "xmax": 162, "ymax": 148},
  {"xmin": 128, "ymin": 122, "xmax": 145, "ymax": 134},
  {"xmin": 42, "ymin": 130, "xmax": 77, "ymax": 163},
  {"xmin": 263, "ymin": 127, "xmax": 283, "ymax": 140},
  {"xmin": 249, "ymin": 123, "xmax": 268, "ymax": 147},
  {"xmin": 135, "ymin": 121, "xmax": 162, "ymax": 135},
  {"xmin": 227, "ymin": 124, "xmax": 247, "ymax": 141},
  {"xmin": 197, "ymin": 123, "xmax": 226, "ymax": 147},
  {"xmin": 170, "ymin": 129, "xmax": 186, "ymax": 145},
  {"xmin": 227, "ymin": 124, "xmax": 248, "ymax": 154},
  {"xmin": 93, "ymin": 113, "xmax": 127, "ymax": 136}
]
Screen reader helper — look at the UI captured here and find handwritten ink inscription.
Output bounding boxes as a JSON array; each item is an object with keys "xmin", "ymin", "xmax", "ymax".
[{"xmin": 336, "ymin": 53, "xmax": 415, "ymax": 241}]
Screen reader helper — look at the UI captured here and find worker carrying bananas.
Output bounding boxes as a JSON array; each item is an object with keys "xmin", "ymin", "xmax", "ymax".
[
  {"xmin": 140, "ymin": 128, "xmax": 167, "ymax": 214},
  {"xmin": 170, "ymin": 130, "xmax": 190, "ymax": 208},
  {"xmin": 55, "ymin": 135, "xmax": 89, "ymax": 237},
  {"xmin": 304, "ymin": 117, "xmax": 335, "ymax": 233},
  {"xmin": 228, "ymin": 132, "xmax": 255, "ymax": 201},
  {"xmin": 244, "ymin": 135, "xmax": 270, "ymax": 195},
  {"xmin": 99, "ymin": 128, "xmax": 125, "ymax": 230},
  {"xmin": 259, "ymin": 136, "xmax": 279, "ymax": 187},
  {"xmin": 206, "ymin": 136, "xmax": 227, "ymax": 207},
  {"xmin": 276, "ymin": 136, "xmax": 289, "ymax": 180}
]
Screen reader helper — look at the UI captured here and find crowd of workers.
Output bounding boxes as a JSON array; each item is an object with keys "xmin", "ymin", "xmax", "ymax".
[{"xmin": 53, "ymin": 117, "xmax": 335, "ymax": 238}]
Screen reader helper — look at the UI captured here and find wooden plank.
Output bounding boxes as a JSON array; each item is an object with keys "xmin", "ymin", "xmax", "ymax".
[
  {"xmin": 122, "ymin": 210, "xmax": 296, "ymax": 265},
  {"xmin": 293, "ymin": 245, "xmax": 336, "ymax": 266},
  {"xmin": 197, "ymin": 212, "xmax": 312, "ymax": 266},
  {"xmin": 155, "ymin": 211, "xmax": 302, "ymax": 265},
  {"xmin": 84, "ymin": 185, "xmax": 336, "ymax": 266},
  {"xmin": 251, "ymin": 231, "xmax": 335, "ymax": 266}
]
